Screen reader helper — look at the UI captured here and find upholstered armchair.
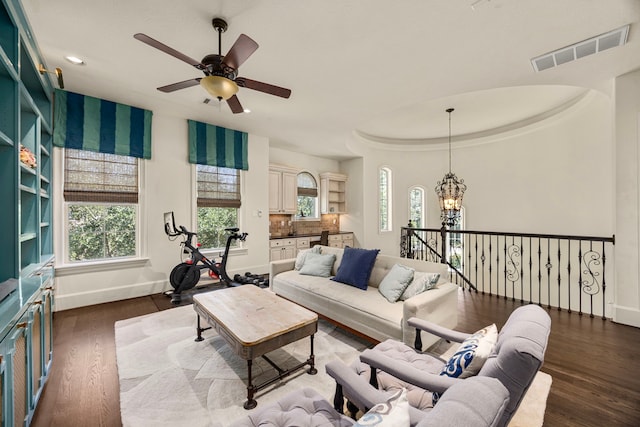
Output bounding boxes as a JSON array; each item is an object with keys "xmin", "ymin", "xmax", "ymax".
[
  {"xmin": 326, "ymin": 304, "xmax": 551, "ymax": 427},
  {"xmin": 229, "ymin": 376, "xmax": 510, "ymax": 427}
]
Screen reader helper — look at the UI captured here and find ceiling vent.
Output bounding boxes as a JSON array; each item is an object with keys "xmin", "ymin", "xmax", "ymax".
[{"xmin": 531, "ymin": 25, "xmax": 630, "ymax": 72}]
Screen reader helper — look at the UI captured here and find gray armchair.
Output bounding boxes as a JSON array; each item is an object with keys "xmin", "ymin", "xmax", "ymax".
[
  {"xmin": 229, "ymin": 377, "xmax": 509, "ymax": 427},
  {"xmin": 327, "ymin": 304, "xmax": 551, "ymax": 427}
]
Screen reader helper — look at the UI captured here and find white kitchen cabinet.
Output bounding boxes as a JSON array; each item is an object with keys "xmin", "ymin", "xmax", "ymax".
[{"xmin": 269, "ymin": 165, "xmax": 299, "ymax": 214}]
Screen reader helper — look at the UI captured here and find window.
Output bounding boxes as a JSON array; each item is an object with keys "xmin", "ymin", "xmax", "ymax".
[
  {"xmin": 379, "ymin": 167, "xmax": 392, "ymax": 232},
  {"xmin": 447, "ymin": 207, "xmax": 465, "ymax": 271},
  {"xmin": 64, "ymin": 149, "xmax": 138, "ymax": 262},
  {"xmin": 408, "ymin": 186, "xmax": 425, "ymax": 228},
  {"xmin": 196, "ymin": 165, "xmax": 241, "ymax": 250},
  {"xmin": 297, "ymin": 172, "xmax": 318, "ymax": 218}
]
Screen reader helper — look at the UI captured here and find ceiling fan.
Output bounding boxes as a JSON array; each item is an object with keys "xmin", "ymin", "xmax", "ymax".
[{"xmin": 134, "ymin": 18, "xmax": 291, "ymax": 114}]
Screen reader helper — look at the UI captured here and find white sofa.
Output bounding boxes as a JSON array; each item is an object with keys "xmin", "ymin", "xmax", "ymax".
[{"xmin": 269, "ymin": 246, "xmax": 459, "ymax": 350}]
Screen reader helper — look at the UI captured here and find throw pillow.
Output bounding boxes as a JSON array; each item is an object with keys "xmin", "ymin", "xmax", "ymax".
[
  {"xmin": 399, "ymin": 272, "xmax": 440, "ymax": 301},
  {"xmin": 440, "ymin": 323, "xmax": 498, "ymax": 379},
  {"xmin": 378, "ymin": 264, "xmax": 415, "ymax": 303},
  {"xmin": 294, "ymin": 246, "xmax": 322, "ymax": 271},
  {"xmin": 298, "ymin": 252, "xmax": 336, "ymax": 277},
  {"xmin": 331, "ymin": 247, "xmax": 380, "ymax": 290},
  {"xmin": 353, "ymin": 388, "xmax": 410, "ymax": 427}
]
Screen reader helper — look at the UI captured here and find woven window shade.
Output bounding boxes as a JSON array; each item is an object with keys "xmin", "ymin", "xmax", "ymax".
[
  {"xmin": 196, "ymin": 165, "xmax": 241, "ymax": 208},
  {"xmin": 64, "ymin": 149, "xmax": 138, "ymax": 203}
]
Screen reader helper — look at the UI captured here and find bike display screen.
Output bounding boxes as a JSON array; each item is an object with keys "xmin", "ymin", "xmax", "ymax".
[{"xmin": 164, "ymin": 211, "xmax": 178, "ymax": 236}]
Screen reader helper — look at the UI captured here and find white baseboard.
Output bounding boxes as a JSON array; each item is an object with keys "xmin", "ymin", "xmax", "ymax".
[
  {"xmin": 54, "ymin": 280, "xmax": 170, "ymax": 311},
  {"xmin": 612, "ymin": 305, "xmax": 640, "ymax": 328}
]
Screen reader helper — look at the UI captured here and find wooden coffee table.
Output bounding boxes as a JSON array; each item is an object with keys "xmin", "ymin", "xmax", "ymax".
[{"xmin": 192, "ymin": 286, "xmax": 318, "ymax": 409}]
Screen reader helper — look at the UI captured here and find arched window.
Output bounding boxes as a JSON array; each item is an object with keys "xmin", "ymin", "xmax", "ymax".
[
  {"xmin": 379, "ymin": 167, "xmax": 392, "ymax": 232},
  {"xmin": 297, "ymin": 171, "xmax": 318, "ymax": 218},
  {"xmin": 408, "ymin": 186, "xmax": 425, "ymax": 228}
]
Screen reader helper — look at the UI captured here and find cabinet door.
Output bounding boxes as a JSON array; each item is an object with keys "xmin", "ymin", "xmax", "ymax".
[
  {"xmin": 281, "ymin": 172, "xmax": 298, "ymax": 214},
  {"xmin": 283, "ymin": 246, "xmax": 296, "ymax": 260},
  {"xmin": 6, "ymin": 317, "xmax": 29, "ymax": 427},
  {"xmin": 268, "ymin": 170, "xmax": 282, "ymax": 213},
  {"xmin": 270, "ymin": 248, "xmax": 283, "ymax": 261}
]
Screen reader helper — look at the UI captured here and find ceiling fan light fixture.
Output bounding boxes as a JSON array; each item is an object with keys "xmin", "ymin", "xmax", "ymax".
[{"xmin": 200, "ymin": 75, "xmax": 238, "ymax": 100}]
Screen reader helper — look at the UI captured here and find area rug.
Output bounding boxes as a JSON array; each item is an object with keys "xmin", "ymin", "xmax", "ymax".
[{"xmin": 115, "ymin": 305, "xmax": 551, "ymax": 427}]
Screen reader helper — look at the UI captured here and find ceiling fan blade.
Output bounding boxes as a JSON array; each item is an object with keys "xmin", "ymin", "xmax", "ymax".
[
  {"xmin": 227, "ymin": 95, "xmax": 244, "ymax": 114},
  {"xmin": 236, "ymin": 77, "xmax": 291, "ymax": 98},
  {"xmin": 134, "ymin": 33, "xmax": 205, "ymax": 70},
  {"xmin": 223, "ymin": 34, "xmax": 259, "ymax": 70},
  {"xmin": 157, "ymin": 78, "xmax": 202, "ymax": 93}
]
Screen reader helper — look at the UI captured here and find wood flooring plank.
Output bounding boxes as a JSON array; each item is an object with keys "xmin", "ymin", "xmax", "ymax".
[{"xmin": 30, "ymin": 290, "xmax": 640, "ymax": 427}]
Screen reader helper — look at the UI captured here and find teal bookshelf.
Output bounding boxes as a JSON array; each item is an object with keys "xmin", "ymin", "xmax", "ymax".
[{"xmin": 0, "ymin": 0, "xmax": 55, "ymax": 425}]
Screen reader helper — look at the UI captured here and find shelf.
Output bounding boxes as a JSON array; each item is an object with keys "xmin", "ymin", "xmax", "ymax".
[
  {"xmin": 20, "ymin": 232, "xmax": 36, "ymax": 243},
  {"xmin": 40, "ymin": 175, "xmax": 49, "ymax": 184},
  {"xmin": 0, "ymin": 129, "xmax": 12, "ymax": 146},
  {"xmin": 0, "ymin": 46, "xmax": 17, "ymax": 81},
  {"xmin": 20, "ymin": 161, "xmax": 36, "ymax": 174},
  {"xmin": 19, "ymin": 183, "xmax": 36, "ymax": 194},
  {"xmin": 40, "ymin": 222, "xmax": 49, "ymax": 228},
  {"xmin": 40, "ymin": 144, "xmax": 49, "ymax": 157}
]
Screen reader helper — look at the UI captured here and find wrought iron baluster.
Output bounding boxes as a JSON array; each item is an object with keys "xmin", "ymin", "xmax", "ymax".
[
  {"xmin": 567, "ymin": 243, "xmax": 572, "ymax": 314},
  {"xmin": 601, "ymin": 240, "xmax": 607, "ymax": 320},
  {"xmin": 546, "ymin": 239, "xmax": 552, "ymax": 309},
  {"xmin": 578, "ymin": 241, "xmax": 583, "ymax": 316},
  {"xmin": 557, "ymin": 239, "xmax": 561, "ymax": 311},
  {"xmin": 537, "ymin": 239, "xmax": 542, "ymax": 306}
]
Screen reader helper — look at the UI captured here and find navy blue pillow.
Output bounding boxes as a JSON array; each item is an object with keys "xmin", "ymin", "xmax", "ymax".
[{"xmin": 331, "ymin": 247, "xmax": 380, "ymax": 290}]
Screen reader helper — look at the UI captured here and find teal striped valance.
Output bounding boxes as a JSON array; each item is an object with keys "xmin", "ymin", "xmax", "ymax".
[
  {"xmin": 53, "ymin": 89, "xmax": 152, "ymax": 159},
  {"xmin": 188, "ymin": 120, "xmax": 248, "ymax": 170}
]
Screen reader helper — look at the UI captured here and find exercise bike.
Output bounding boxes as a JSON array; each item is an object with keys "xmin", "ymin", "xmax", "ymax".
[{"xmin": 164, "ymin": 211, "xmax": 247, "ymax": 303}]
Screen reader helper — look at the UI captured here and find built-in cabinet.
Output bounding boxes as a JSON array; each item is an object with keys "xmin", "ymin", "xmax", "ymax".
[
  {"xmin": 320, "ymin": 172, "xmax": 348, "ymax": 214},
  {"xmin": 269, "ymin": 238, "xmax": 297, "ymax": 261},
  {"xmin": 269, "ymin": 233, "xmax": 354, "ymax": 261},
  {"xmin": 0, "ymin": 0, "xmax": 55, "ymax": 424},
  {"xmin": 269, "ymin": 165, "xmax": 298, "ymax": 214}
]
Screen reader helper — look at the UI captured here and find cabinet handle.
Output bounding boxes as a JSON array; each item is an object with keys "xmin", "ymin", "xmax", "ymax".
[
  {"xmin": 16, "ymin": 322, "xmax": 27, "ymax": 329},
  {"xmin": 32, "ymin": 301, "xmax": 42, "ymax": 306},
  {"xmin": 34, "ymin": 272, "xmax": 43, "ymax": 276},
  {"xmin": 45, "ymin": 286, "xmax": 55, "ymax": 291}
]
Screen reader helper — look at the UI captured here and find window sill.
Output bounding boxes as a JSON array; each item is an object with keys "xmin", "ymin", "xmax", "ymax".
[
  {"xmin": 200, "ymin": 247, "xmax": 248, "ymax": 258},
  {"xmin": 55, "ymin": 257, "xmax": 150, "ymax": 276}
]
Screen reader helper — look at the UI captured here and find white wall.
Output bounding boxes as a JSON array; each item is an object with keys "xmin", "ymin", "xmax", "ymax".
[
  {"xmin": 54, "ymin": 113, "xmax": 270, "ymax": 311},
  {"xmin": 344, "ymin": 90, "xmax": 615, "ymax": 259},
  {"xmin": 614, "ymin": 69, "xmax": 640, "ymax": 327},
  {"xmin": 269, "ymin": 146, "xmax": 340, "ymax": 182}
]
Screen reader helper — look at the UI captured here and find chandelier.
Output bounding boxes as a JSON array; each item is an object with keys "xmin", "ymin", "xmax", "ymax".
[{"xmin": 435, "ymin": 108, "xmax": 467, "ymax": 227}]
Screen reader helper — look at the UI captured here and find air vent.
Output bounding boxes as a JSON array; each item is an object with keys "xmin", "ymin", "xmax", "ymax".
[{"xmin": 531, "ymin": 24, "xmax": 630, "ymax": 72}]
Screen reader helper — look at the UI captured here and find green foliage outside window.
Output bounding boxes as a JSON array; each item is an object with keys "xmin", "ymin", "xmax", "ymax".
[
  {"xmin": 297, "ymin": 196, "xmax": 316, "ymax": 217},
  {"xmin": 197, "ymin": 207, "xmax": 238, "ymax": 249},
  {"xmin": 67, "ymin": 204, "xmax": 136, "ymax": 261}
]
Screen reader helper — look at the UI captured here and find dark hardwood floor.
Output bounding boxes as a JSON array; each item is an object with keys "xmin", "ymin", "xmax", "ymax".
[{"xmin": 31, "ymin": 288, "xmax": 640, "ymax": 427}]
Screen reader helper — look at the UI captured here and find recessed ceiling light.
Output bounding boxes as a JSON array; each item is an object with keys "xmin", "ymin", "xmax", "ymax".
[
  {"xmin": 243, "ymin": 108, "xmax": 251, "ymax": 113},
  {"xmin": 65, "ymin": 56, "xmax": 85, "ymax": 65}
]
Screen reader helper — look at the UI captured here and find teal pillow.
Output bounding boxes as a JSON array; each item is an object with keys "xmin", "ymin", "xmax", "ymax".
[
  {"xmin": 378, "ymin": 264, "xmax": 415, "ymax": 303},
  {"xmin": 298, "ymin": 252, "xmax": 336, "ymax": 277},
  {"xmin": 294, "ymin": 245, "xmax": 322, "ymax": 270},
  {"xmin": 399, "ymin": 272, "xmax": 440, "ymax": 301},
  {"xmin": 331, "ymin": 247, "xmax": 380, "ymax": 290}
]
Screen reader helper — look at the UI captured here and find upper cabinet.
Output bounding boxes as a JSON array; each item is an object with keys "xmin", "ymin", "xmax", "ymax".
[
  {"xmin": 320, "ymin": 172, "xmax": 347, "ymax": 214},
  {"xmin": 269, "ymin": 164, "xmax": 298, "ymax": 214}
]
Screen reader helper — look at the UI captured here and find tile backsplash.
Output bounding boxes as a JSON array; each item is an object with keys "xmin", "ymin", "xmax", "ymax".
[{"xmin": 269, "ymin": 214, "xmax": 340, "ymax": 237}]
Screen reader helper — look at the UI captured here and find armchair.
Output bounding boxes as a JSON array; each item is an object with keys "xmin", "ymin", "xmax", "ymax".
[
  {"xmin": 327, "ymin": 304, "xmax": 551, "ymax": 427},
  {"xmin": 229, "ymin": 377, "xmax": 509, "ymax": 427}
]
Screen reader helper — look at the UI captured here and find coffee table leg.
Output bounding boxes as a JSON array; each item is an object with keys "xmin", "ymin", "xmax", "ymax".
[
  {"xmin": 244, "ymin": 359, "xmax": 257, "ymax": 410},
  {"xmin": 308, "ymin": 333, "xmax": 317, "ymax": 375},
  {"xmin": 195, "ymin": 315, "xmax": 204, "ymax": 342}
]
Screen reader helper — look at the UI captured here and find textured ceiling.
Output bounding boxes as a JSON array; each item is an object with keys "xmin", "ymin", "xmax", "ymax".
[{"xmin": 21, "ymin": 0, "xmax": 640, "ymax": 159}]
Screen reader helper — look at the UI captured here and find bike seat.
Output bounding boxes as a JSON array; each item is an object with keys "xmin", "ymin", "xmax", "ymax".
[{"xmin": 225, "ymin": 227, "xmax": 240, "ymax": 233}]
